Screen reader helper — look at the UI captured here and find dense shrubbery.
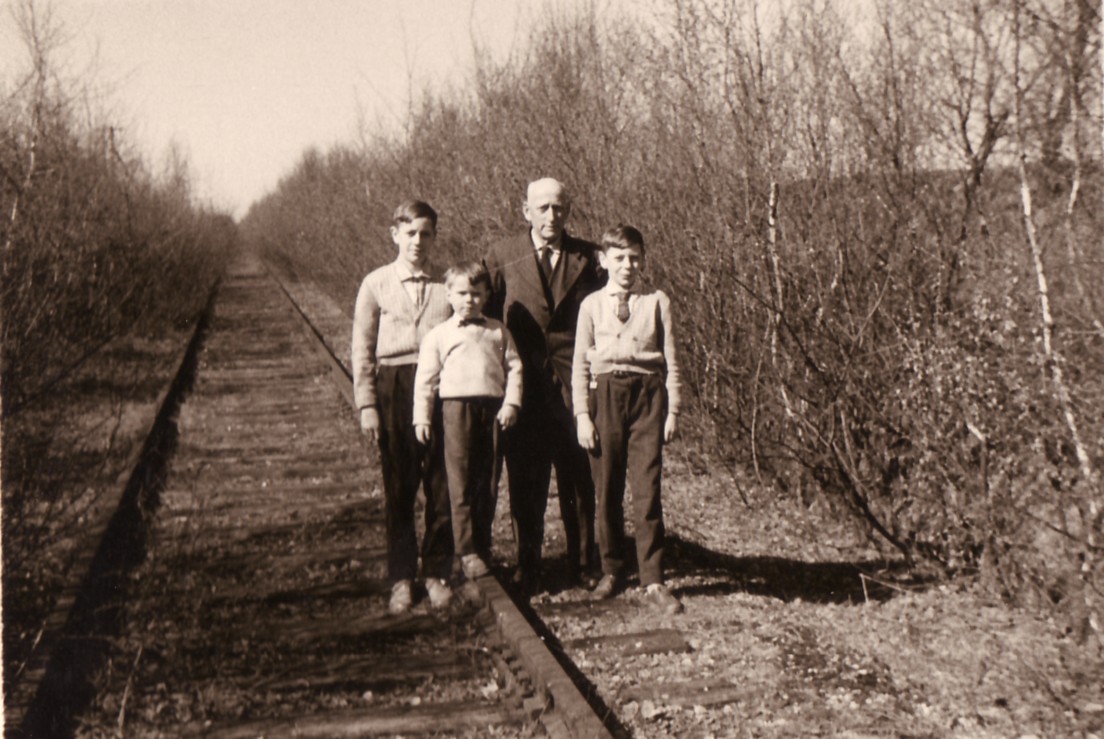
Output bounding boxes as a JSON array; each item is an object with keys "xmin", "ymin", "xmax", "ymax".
[
  {"xmin": 1, "ymin": 2, "xmax": 235, "ymax": 664},
  {"xmin": 1, "ymin": 19, "xmax": 233, "ymax": 413},
  {"xmin": 241, "ymin": 0, "xmax": 1103, "ymax": 636}
]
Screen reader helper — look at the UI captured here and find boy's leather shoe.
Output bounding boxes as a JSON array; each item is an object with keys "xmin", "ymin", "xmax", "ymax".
[
  {"xmin": 579, "ymin": 571, "xmax": 601, "ymax": 590},
  {"xmin": 389, "ymin": 579, "xmax": 414, "ymax": 615},
  {"xmin": 592, "ymin": 574, "xmax": 618, "ymax": 600},
  {"xmin": 645, "ymin": 583, "xmax": 683, "ymax": 615},
  {"xmin": 461, "ymin": 554, "xmax": 490, "ymax": 580},
  {"xmin": 567, "ymin": 564, "xmax": 601, "ymax": 590},
  {"xmin": 425, "ymin": 578, "xmax": 452, "ymax": 610}
]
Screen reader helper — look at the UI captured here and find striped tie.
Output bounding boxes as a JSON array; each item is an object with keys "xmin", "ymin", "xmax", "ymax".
[{"xmin": 616, "ymin": 292, "xmax": 630, "ymax": 323}]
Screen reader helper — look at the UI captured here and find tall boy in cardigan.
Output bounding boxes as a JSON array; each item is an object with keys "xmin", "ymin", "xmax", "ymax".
[
  {"xmin": 572, "ymin": 224, "xmax": 683, "ymax": 615},
  {"xmin": 352, "ymin": 200, "xmax": 454, "ymax": 614}
]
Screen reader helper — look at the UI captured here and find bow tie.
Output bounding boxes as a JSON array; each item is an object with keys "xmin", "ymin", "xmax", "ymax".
[{"xmin": 458, "ymin": 316, "xmax": 486, "ymax": 327}]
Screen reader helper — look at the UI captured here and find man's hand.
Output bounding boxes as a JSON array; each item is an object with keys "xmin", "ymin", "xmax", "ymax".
[
  {"xmin": 360, "ymin": 407, "xmax": 380, "ymax": 442},
  {"xmin": 663, "ymin": 413, "xmax": 679, "ymax": 443},
  {"xmin": 414, "ymin": 423, "xmax": 432, "ymax": 445},
  {"xmin": 497, "ymin": 404, "xmax": 518, "ymax": 430},
  {"xmin": 576, "ymin": 413, "xmax": 598, "ymax": 450}
]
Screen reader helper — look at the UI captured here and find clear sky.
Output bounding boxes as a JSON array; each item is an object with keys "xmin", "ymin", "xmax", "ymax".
[
  {"xmin": 2, "ymin": 0, "xmax": 874, "ymax": 219},
  {"xmin": 1, "ymin": 0, "xmax": 538, "ymax": 217}
]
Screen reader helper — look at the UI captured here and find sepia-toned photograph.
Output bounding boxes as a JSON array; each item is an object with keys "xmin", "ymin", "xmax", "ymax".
[{"xmin": 2, "ymin": 0, "xmax": 1102, "ymax": 736}]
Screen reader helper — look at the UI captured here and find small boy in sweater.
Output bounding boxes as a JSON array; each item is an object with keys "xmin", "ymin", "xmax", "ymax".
[
  {"xmin": 572, "ymin": 225, "xmax": 683, "ymax": 614},
  {"xmin": 352, "ymin": 200, "xmax": 454, "ymax": 614},
  {"xmin": 414, "ymin": 261, "xmax": 523, "ymax": 581}
]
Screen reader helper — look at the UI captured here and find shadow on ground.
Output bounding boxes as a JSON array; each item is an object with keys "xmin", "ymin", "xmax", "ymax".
[
  {"xmin": 666, "ymin": 535, "xmax": 934, "ymax": 604},
  {"xmin": 512, "ymin": 533, "xmax": 935, "ymax": 607}
]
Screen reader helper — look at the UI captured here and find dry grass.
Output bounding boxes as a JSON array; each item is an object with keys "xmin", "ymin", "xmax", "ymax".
[
  {"xmin": 2, "ymin": 331, "xmax": 193, "ymax": 691},
  {"xmin": 529, "ymin": 462, "xmax": 1104, "ymax": 737}
]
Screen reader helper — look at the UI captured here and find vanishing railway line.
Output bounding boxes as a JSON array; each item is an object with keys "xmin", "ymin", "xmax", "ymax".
[{"xmin": 7, "ymin": 255, "xmax": 742, "ymax": 738}]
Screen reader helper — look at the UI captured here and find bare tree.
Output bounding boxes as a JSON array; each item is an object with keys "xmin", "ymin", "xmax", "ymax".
[{"xmin": 1011, "ymin": 0, "xmax": 1102, "ymax": 647}]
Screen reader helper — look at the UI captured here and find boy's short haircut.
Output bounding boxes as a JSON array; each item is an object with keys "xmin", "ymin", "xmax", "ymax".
[
  {"xmin": 393, "ymin": 199, "xmax": 438, "ymax": 228},
  {"xmin": 445, "ymin": 260, "xmax": 491, "ymax": 291},
  {"xmin": 600, "ymin": 224, "xmax": 645, "ymax": 254}
]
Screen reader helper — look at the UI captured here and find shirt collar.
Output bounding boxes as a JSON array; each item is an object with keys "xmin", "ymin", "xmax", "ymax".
[
  {"xmin": 530, "ymin": 232, "xmax": 563, "ymax": 254},
  {"xmin": 394, "ymin": 260, "xmax": 431, "ymax": 281},
  {"xmin": 604, "ymin": 281, "xmax": 639, "ymax": 297}
]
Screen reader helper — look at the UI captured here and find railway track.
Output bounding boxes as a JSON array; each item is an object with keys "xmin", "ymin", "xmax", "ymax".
[
  {"xmin": 7, "ymin": 257, "xmax": 616, "ymax": 738},
  {"xmin": 9, "ymin": 254, "xmax": 765, "ymax": 738},
  {"xmin": 6, "ymin": 252, "xmax": 1079, "ymax": 738}
]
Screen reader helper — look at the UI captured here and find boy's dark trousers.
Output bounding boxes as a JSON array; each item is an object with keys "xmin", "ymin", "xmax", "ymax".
[
  {"xmin": 375, "ymin": 364, "xmax": 453, "ymax": 582},
  {"xmin": 588, "ymin": 372, "xmax": 667, "ymax": 587},
  {"xmin": 442, "ymin": 397, "xmax": 500, "ymax": 560}
]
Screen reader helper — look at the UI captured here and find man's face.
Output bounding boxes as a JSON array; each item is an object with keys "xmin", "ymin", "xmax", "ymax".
[
  {"xmin": 523, "ymin": 181, "xmax": 569, "ymax": 246},
  {"xmin": 599, "ymin": 244, "xmax": 644, "ymax": 291},
  {"xmin": 447, "ymin": 275, "xmax": 488, "ymax": 320},
  {"xmin": 390, "ymin": 217, "xmax": 436, "ymax": 269}
]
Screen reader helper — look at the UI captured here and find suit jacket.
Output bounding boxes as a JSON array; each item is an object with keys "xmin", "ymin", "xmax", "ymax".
[{"xmin": 484, "ymin": 230, "xmax": 603, "ymax": 409}]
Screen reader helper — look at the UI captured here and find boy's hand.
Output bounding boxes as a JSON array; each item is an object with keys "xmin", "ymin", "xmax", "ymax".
[
  {"xmin": 414, "ymin": 423, "xmax": 432, "ymax": 445},
  {"xmin": 360, "ymin": 407, "xmax": 380, "ymax": 442},
  {"xmin": 663, "ymin": 413, "xmax": 679, "ymax": 443},
  {"xmin": 576, "ymin": 413, "xmax": 598, "ymax": 450},
  {"xmin": 497, "ymin": 404, "xmax": 518, "ymax": 430}
]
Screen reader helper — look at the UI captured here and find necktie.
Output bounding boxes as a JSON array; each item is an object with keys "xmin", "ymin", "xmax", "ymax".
[
  {"xmin": 458, "ymin": 316, "xmax": 486, "ymax": 327},
  {"xmin": 616, "ymin": 292, "xmax": 631, "ymax": 323},
  {"xmin": 408, "ymin": 276, "xmax": 425, "ymax": 307},
  {"xmin": 539, "ymin": 247, "xmax": 554, "ymax": 280}
]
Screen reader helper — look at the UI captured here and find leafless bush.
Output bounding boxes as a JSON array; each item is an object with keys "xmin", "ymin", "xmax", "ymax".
[
  {"xmin": 241, "ymin": 0, "xmax": 1103, "ymax": 634},
  {"xmin": 2, "ymin": 0, "xmax": 235, "ymax": 677},
  {"xmin": 1, "ymin": 3, "xmax": 231, "ymax": 413}
]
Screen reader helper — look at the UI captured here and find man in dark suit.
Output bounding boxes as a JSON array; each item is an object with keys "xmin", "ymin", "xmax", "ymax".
[{"xmin": 484, "ymin": 178, "xmax": 603, "ymax": 594}]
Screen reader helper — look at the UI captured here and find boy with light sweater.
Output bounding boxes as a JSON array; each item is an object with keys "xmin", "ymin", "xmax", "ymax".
[
  {"xmin": 352, "ymin": 200, "xmax": 454, "ymax": 614},
  {"xmin": 572, "ymin": 225, "xmax": 683, "ymax": 614},
  {"xmin": 414, "ymin": 261, "xmax": 522, "ymax": 581}
]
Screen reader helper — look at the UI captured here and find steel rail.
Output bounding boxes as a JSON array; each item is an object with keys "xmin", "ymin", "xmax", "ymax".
[{"xmin": 266, "ymin": 263, "xmax": 616, "ymax": 739}]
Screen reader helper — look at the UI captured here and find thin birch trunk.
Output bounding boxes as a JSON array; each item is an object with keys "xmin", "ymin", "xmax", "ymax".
[
  {"xmin": 1062, "ymin": 35, "xmax": 1104, "ymax": 339},
  {"xmin": 1018, "ymin": 173, "xmax": 1095, "ymax": 487},
  {"xmin": 766, "ymin": 180, "xmax": 783, "ymax": 361},
  {"xmin": 1013, "ymin": 5, "xmax": 1098, "ymax": 490},
  {"xmin": 1014, "ymin": 0, "xmax": 1101, "ymax": 647}
]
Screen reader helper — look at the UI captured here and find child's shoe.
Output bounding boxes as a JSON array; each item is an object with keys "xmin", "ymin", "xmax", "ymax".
[
  {"xmin": 425, "ymin": 578, "xmax": 453, "ymax": 610},
  {"xmin": 592, "ymin": 574, "xmax": 618, "ymax": 600},
  {"xmin": 645, "ymin": 583, "xmax": 683, "ymax": 615},
  {"xmin": 389, "ymin": 579, "xmax": 414, "ymax": 614},
  {"xmin": 461, "ymin": 554, "xmax": 490, "ymax": 580}
]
